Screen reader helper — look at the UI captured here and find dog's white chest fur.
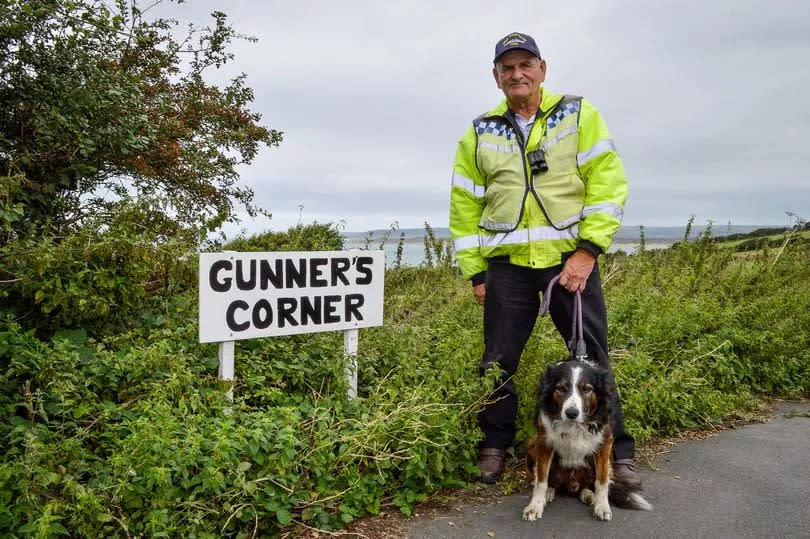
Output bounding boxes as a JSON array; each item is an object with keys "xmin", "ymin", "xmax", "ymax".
[{"xmin": 540, "ymin": 412, "xmax": 605, "ymax": 469}]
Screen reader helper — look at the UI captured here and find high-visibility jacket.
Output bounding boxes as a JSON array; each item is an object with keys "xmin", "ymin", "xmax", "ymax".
[{"xmin": 449, "ymin": 89, "xmax": 627, "ymax": 283}]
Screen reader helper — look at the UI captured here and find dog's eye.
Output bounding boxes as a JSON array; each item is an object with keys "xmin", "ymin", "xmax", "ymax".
[{"xmin": 582, "ymin": 384, "xmax": 593, "ymax": 393}]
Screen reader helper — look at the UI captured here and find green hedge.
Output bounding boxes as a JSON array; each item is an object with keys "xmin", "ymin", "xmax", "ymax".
[{"xmin": 1, "ymin": 226, "xmax": 808, "ymax": 535}]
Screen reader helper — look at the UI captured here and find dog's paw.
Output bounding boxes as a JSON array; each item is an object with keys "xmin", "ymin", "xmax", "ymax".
[
  {"xmin": 522, "ymin": 502, "xmax": 545, "ymax": 521},
  {"xmin": 545, "ymin": 487, "xmax": 556, "ymax": 503},
  {"xmin": 593, "ymin": 501, "xmax": 612, "ymax": 521},
  {"xmin": 579, "ymin": 488, "xmax": 594, "ymax": 505}
]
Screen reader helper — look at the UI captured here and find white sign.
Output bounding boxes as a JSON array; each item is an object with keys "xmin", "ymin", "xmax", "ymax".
[{"xmin": 199, "ymin": 251, "xmax": 385, "ymax": 343}]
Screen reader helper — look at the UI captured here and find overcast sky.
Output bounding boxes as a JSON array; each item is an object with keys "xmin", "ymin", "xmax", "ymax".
[{"xmin": 160, "ymin": 0, "xmax": 810, "ymax": 233}]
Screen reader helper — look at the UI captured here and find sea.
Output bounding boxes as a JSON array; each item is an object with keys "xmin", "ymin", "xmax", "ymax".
[{"xmin": 343, "ymin": 225, "xmax": 773, "ymax": 267}]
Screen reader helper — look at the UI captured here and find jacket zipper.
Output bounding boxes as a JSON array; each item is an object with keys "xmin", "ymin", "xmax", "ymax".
[
  {"xmin": 498, "ymin": 111, "xmax": 532, "ymax": 234},
  {"xmin": 502, "ymin": 110, "xmax": 565, "ymax": 232}
]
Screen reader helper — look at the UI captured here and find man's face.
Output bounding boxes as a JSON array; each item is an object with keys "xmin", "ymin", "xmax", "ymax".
[{"xmin": 492, "ymin": 49, "xmax": 546, "ymax": 102}]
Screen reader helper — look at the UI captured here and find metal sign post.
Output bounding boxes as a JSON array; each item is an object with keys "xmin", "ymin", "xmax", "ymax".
[
  {"xmin": 218, "ymin": 340, "xmax": 235, "ymax": 403},
  {"xmin": 344, "ymin": 328, "xmax": 359, "ymax": 399}
]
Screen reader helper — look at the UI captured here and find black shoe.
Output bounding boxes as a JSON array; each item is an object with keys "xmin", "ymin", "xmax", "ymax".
[
  {"xmin": 478, "ymin": 448, "xmax": 506, "ymax": 484},
  {"xmin": 614, "ymin": 458, "xmax": 642, "ymax": 489}
]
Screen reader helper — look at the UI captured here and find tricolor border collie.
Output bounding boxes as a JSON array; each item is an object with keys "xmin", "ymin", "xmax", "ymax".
[{"xmin": 523, "ymin": 360, "xmax": 651, "ymax": 522}]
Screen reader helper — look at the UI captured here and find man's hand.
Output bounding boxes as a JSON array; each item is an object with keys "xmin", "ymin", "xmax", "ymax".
[
  {"xmin": 473, "ymin": 283, "xmax": 486, "ymax": 306},
  {"xmin": 559, "ymin": 249, "xmax": 596, "ymax": 293}
]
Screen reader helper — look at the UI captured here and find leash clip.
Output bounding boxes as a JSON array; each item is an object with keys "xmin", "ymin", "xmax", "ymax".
[{"xmin": 575, "ymin": 339, "xmax": 589, "ymax": 363}]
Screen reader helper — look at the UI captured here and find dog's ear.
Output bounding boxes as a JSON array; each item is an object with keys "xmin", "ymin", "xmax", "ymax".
[
  {"xmin": 592, "ymin": 366, "xmax": 613, "ymax": 425},
  {"xmin": 535, "ymin": 361, "xmax": 562, "ymax": 425},
  {"xmin": 538, "ymin": 361, "xmax": 566, "ymax": 414},
  {"xmin": 539, "ymin": 361, "xmax": 563, "ymax": 400}
]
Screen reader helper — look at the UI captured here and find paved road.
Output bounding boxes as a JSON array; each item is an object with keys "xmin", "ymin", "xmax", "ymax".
[{"xmin": 408, "ymin": 402, "xmax": 810, "ymax": 539}]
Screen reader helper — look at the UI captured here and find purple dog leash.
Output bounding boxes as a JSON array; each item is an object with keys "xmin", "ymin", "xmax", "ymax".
[{"xmin": 539, "ymin": 274, "xmax": 589, "ymax": 362}]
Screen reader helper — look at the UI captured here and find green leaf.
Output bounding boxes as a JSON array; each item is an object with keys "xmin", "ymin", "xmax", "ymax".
[
  {"xmin": 275, "ymin": 508, "xmax": 292, "ymax": 525},
  {"xmin": 50, "ymin": 523, "xmax": 70, "ymax": 535},
  {"xmin": 434, "ymin": 452, "xmax": 444, "ymax": 473},
  {"xmin": 53, "ymin": 328, "xmax": 87, "ymax": 346}
]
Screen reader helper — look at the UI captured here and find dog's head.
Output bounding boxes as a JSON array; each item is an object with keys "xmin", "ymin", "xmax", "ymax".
[{"xmin": 538, "ymin": 360, "xmax": 612, "ymax": 428}]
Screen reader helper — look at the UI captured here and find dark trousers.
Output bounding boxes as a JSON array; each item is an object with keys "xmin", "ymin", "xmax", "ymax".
[{"xmin": 478, "ymin": 255, "xmax": 635, "ymax": 460}]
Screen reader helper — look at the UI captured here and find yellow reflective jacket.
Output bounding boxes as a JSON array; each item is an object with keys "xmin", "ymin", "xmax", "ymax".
[{"xmin": 449, "ymin": 89, "xmax": 627, "ymax": 282}]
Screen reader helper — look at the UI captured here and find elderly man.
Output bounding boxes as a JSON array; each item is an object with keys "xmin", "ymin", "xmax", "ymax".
[{"xmin": 449, "ymin": 32, "xmax": 639, "ymax": 486}]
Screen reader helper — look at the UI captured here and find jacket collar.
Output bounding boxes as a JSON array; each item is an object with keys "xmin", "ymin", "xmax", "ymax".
[{"xmin": 486, "ymin": 88, "xmax": 563, "ymax": 119}]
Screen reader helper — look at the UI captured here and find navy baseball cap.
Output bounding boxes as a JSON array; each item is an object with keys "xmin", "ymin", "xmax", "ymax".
[{"xmin": 494, "ymin": 32, "xmax": 542, "ymax": 63}]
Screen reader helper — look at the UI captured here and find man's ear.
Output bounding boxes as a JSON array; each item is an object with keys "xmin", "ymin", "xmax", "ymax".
[
  {"xmin": 538, "ymin": 59, "xmax": 547, "ymax": 83},
  {"xmin": 492, "ymin": 66, "xmax": 500, "ymax": 88}
]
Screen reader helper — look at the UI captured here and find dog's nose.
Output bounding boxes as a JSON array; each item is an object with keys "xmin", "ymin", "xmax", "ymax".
[{"xmin": 564, "ymin": 407, "xmax": 579, "ymax": 420}]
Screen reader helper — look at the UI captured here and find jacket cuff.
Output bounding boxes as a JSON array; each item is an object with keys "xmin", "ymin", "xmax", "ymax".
[
  {"xmin": 577, "ymin": 239, "xmax": 603, "ymax": 258},
  {"xmin": 471, "ymin": 271, "xmax": 486, "ymax": 286}
]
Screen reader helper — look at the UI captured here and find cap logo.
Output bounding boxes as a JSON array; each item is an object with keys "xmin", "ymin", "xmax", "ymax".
[{"xmin": 502, "ymin": 33, "xmax": 527, "ymax": 46}]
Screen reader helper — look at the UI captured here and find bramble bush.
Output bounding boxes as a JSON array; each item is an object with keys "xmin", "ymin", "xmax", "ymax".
[
  {"xmin": 0, "ymin": 222, "xmax": 495, "ymax": 536},
  {"xmin": 1, "ymin": 222, "xmax": 809, "ymax": 536},
  {"xmin": 0, "ymin": 199, "xmax": 197, "ymax": 335},
  {"xmin": 222, "ymin": 222, "xmax": 345, "ymax": 253}
]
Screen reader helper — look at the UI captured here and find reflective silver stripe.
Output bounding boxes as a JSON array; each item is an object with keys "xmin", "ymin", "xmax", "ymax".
[
  {"xmin": 582, "ymin": 202, "xmax": 624, "ymax": 221},
  {"xmin": 481, "ymin": 229, "xmax": 527, "ymax": 247},
  {"xmin": 480, "ymin": 225, "xmax": 579, "ymax": 248},
  {"xmin": 529, "ymin": 224, "xmax": 579, "ymax": 241},
  {"xmin": 550, "ymin": 204, "xmax": 623, "ymax": 228},
  {"xmin": 453, "ymin": 234, "xmax": 480, "ymax": 252},
  {"xmin": 542, "ymin": 125, "xmax": 577, "ymax": 152},
  {"xmin": 478, "ymin": 220, "xmax": 516, "ymax": 231},
  {"xmin": 577, "ymin": 139, "xmax": 616, "ymax": 166},
  {"xmin": 451, "ymin": 172, "xmax": 485, "ymax": 198},
  {"xmin": 478, "ymin": 141, "xmax": 521, "ymax": 154},
  {"xmin": 552, "ymin": 214, "xmax": 581, "ymax": 229}
]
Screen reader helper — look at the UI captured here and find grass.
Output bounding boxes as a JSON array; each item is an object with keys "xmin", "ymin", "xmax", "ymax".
[{"xmin": 718, "ymin": 228, "xmax": 810, "ymax": 249}]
